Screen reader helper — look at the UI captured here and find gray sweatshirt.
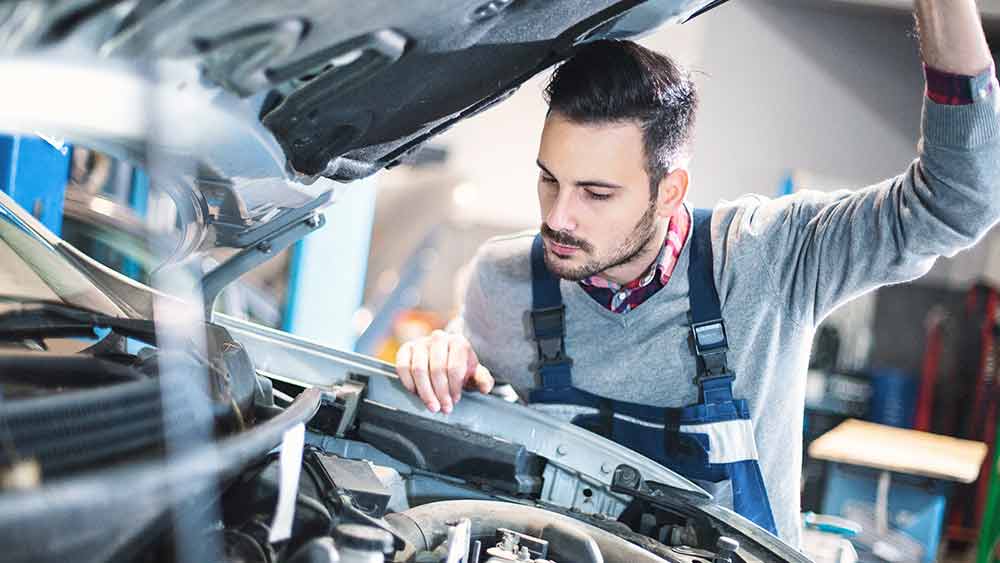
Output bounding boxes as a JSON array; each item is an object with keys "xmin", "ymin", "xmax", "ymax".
[{"xmin": 456, "ymin": 77, "xmax": 1000, "ymax": 547}]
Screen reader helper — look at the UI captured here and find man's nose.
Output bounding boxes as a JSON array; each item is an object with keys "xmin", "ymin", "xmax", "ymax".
[{"xmin": 545, "ymin": 190, "xmax": 577, "ymax": 232}]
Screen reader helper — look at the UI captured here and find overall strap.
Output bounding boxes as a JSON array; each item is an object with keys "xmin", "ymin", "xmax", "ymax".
[
  {"xmin": 688, "ymin": 209, "xmax": 732, "ymax": 394},
  {"xmin": 530, "ymin": 234, "xmax": 573, "ymax": 390}
]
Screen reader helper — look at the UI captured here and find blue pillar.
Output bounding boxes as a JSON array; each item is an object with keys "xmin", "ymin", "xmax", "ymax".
[
  {"xmin": 282, "ymin": 177, "xmax": 377, "ymax": 350},
  {"xmin": 0, "ymin": 135, "xmax": 71, "ymax": 235}
]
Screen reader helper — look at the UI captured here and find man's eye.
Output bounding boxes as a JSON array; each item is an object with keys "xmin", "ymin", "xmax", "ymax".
[
  {"xmin": 586, "ymin": 190, "xmax": 612, "ymax": 201},
  {"xmin": 540, "ymin": 175, "xmax": 556, "ymax": 184}
]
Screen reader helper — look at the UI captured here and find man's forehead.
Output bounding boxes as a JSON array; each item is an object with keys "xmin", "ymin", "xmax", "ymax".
[
  {"xmin": 538, "ymin": 113, "xmax": 647, "ymax": 181},
  {"xmin": 541, "ymin": 112, "xmax": 643, "ymax": 141}
]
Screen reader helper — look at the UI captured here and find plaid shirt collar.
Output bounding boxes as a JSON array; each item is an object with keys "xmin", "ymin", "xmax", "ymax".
[{"xmin": 579, "ymin": 204, "xmax": 690, "ymax": 313}]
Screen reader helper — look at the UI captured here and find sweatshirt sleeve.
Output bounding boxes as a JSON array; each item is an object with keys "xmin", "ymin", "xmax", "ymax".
[
  {"xmin": 724, "ymin": 66, "xmax": 1000, "ymax": 326},
  {"xmin": 455, "ymin": 251, "xmax": 496, "ymax": 350}
]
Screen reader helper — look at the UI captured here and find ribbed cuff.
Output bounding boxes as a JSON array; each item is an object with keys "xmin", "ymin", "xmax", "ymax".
[{"xmin": 923, "ymin": 67, "xmax": 1000, "ymax": 148}]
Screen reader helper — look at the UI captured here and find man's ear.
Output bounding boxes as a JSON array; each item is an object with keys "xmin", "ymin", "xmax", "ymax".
[{"xmin": 655, "ymin": 167, "xmax": 689, "ymax": 218}]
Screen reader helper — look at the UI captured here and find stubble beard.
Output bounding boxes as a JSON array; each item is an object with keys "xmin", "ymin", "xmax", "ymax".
[{"xmin": 542, "ymin": 202, "xmax": 660, "ymax": 282}]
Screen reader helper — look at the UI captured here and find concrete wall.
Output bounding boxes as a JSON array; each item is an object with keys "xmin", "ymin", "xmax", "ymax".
[
  {"xmin": 427, "ymin": 0, "xmax": 1000, "ymax": 287},
  {"xmin": 670, "ymin": 0, "xmax": 924, "ymax": 204}
]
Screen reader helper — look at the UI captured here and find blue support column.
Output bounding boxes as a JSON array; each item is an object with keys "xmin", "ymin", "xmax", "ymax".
[
  {"xmin": 129, "ymin": 167, "xmax": 150, "ymax": 216},
  {"xmin": 0, "ymin": 135, "xmax": 71, "ymax": 235},
  {"xmin": 283, "ymin": 177, "xmax": 377, "ymax": 350}
]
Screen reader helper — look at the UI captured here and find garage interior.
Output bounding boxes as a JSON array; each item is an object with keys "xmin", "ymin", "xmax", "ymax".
[{"xmin": 2, "ymin": 0, "xmax": 1000, "ymax": 562}]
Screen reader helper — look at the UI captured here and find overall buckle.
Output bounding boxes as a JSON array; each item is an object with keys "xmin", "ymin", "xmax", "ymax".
[
  {"xmin": 530, "ymin": 305, "xmax": 572, "ymax": 367},
  {"xmin": 691, "ymin": 319, "xmax": 729, "ymax": 378}
]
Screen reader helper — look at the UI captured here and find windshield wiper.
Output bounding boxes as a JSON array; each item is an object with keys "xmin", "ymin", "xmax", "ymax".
[{"xmin": 0, "ymin": 298, "xmax": 156, "ymax": 342}]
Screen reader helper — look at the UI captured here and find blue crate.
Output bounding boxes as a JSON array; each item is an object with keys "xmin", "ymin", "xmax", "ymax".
[
  {"xmin": 821, "ymin": 463, "xmax": 950, "ymax": 563},
  {"xmin": 868, "ymin": 368, "xmax": 918, "ymax": 429}
]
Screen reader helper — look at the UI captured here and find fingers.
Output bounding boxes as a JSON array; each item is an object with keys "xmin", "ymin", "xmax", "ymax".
[
  {"xmin": 446, "ymin": 340, "xmax": 467, "ymax": 407},
  {"xmin": 470, "ymin": 364, "xmax": 495, "ymax": 394},
  {"xmin": 395, "ymin": 343, "xmax": 415, "ymax": 393},
  {"xmin": 394, "ymin": 331, "xmax": 492, "ymax": 414},
  {"xmin": 428, "ymin": 331, "xmax": 453, "ymax": 413},
  {"xmin": 409, "ymin": 338, "xmax": 440, "ymax": 413},
  {"xmin": 463, "ymin": 346, "xmax": 493, "ymax": 394}
]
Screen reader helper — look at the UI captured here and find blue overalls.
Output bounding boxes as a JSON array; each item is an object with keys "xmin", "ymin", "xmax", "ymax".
[{"xmin": 527, "ymin": 208, "xmax": 778, "ymax": 535}]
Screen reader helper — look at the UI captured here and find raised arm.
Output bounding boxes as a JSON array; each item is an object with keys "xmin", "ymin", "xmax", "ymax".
[
  {"xmin": 721, "ymin": 1, "xmax": 1000, "ymax": 326},
  {"xmin": 915, "ymin": 0, "xmax": 992, "ymax": 75}
]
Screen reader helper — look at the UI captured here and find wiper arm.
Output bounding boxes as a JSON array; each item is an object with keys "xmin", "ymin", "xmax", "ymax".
[{"xmin": 0, "ymin": 298, "xmax": 156, "ymax": 342}]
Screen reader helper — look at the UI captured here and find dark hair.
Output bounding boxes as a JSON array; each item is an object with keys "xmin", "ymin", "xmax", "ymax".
[{"xmin": 544, "ymin": 40, "xmax": 698, "ymax": 198}]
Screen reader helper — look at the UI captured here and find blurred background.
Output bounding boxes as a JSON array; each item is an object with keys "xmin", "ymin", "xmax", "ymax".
[{"xmin": 6, "ymin": 0, "xmax": 1000, "ymax": 561}]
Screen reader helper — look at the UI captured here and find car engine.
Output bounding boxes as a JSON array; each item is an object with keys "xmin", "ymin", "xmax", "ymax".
[{"xmin": 0, "ymin": 308, "xmax": 802, "ymax": 563}]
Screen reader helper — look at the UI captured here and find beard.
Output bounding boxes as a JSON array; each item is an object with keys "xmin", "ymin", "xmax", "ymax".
[{"xmin": 541, "ymin": 202, "xmax": 660, "ymax": 281}]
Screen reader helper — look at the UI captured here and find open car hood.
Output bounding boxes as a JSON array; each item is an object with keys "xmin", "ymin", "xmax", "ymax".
[{"xmin": 0, "ymin": 0, "xmax": 728, "ymax": 267}]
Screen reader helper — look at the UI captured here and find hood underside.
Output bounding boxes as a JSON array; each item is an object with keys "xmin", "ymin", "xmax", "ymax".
[{"xmin": 0, "ymin": 0, "xmax": 728, "ymax": 259}]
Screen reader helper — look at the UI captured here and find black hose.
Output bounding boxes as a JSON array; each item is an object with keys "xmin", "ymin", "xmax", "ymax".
[
  {"xmin": 296, "ymin": 492, "xmax": 334, "ymax": 535},
  {"xmin": 4, "ymin": 377, "xmax": 161, "ymax": 426},
  {"xmin": 0, "ymin": 387, "xmax": 322, "ymax": 563},
  {"xmin": 0, "ymin": 353, "xmax": 145, "ymax": 387},
  {"xmin": 386, "ymin": 500, "xmax": 675, "ymax": 563}
]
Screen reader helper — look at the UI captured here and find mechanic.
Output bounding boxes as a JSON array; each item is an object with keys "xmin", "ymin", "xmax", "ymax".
[{"xmin": 394, "ymin": 0, "xmax": 1000, "ymax": 546}]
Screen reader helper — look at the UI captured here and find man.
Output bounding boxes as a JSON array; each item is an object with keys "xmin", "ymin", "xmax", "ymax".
[{"xmin": 395, "ymin": 0, "xmax": 1000, "ymax": 546}]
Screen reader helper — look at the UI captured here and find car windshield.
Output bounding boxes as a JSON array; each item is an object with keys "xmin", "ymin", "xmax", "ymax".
[{"xmin": 0, "ymin": 202, "xmax": 122, "ymax": 317}]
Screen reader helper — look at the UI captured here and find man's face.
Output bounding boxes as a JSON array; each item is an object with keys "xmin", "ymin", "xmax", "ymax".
[{"xmin": 536, "ymin": 112, "xmax": 671, "ymax": 282}]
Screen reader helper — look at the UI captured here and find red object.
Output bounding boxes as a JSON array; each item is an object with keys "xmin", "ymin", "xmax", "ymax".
[
  {"xmin": 915, "ymin": 313, "xmax": 944, "ymax": 432},
  {"xmin": 973, "ymin": 290, "xmax": 999, "ymax": 529},
  {"xmin": 948, "ymin": 287, "xmax": 998, "ymax": 538}
]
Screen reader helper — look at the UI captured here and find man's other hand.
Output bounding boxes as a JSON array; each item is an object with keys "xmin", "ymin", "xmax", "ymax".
[{"xmin": 394, "ymin": 330, "xmax": 495, "ymax": 413}]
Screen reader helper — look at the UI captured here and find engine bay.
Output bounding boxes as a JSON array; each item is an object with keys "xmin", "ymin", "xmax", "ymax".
[{"xmin": 0, "ymin": 310, "xmax": 802, "ymax": 563}]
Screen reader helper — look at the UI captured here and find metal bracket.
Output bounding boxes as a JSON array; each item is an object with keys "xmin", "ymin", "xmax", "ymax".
[
  {"xmin": 202, "ymin": 210, "xmax": 324, "ymax": 316},
  {"xmin": 611, "ymin": 464, "xmax": 711, "ymax": 508},
  {"xmin": 213, "ymin": 189, "xmax": 332, "ymax": 249},
  {"xmin": 333, "ymin": 380, "xmax": 365, "ymax": 438}
]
